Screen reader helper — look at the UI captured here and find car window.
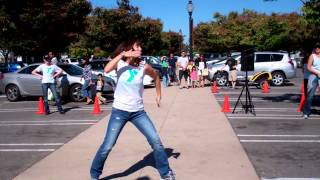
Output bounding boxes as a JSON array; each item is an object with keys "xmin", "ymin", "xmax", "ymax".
[
  {"xmin": 90, "ymin": 61, "xmax": 108, "ymax": 71},
  {"xmin": 59, "ymin": 64, "xmax": 83, "ymax": 76},
  {"xmin": 272, "ymin": 54, "xmax": 284, "ymax": 62},
  {"xmin": 256, "ymin": 54, "xmax": 271, "ymax": 63},
  {"xmin": 147, "ymin": 57, "xmax": 161, "ymax": 65},
  {"xmin": 18, "ymin": 65, "xmax": 38, "ymax": 74}
]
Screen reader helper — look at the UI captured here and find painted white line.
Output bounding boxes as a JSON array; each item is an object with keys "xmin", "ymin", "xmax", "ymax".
[
  {"xmin": 238, "ymin": 134, "xmax": 320, "ymax": 138},
  {"xmin": 0, "ymin": 143, "xmax": 64, "ymax": 146},
  {"xmin": 261, "ymin": 178, "xmax": 320, "ymax": 180},
  {"xmin": 0, "ymin": 95, "xmax": 5, "ymax": 98},
  {"xmin": 0, "ymin": 107, "xmax": 112, "ymax": 113},
  {"xmin": 228, "ymin": 117, "xmax": 319, "ymax": 120},
  {"xmin": 228, "ymin": 114, "xmax": 320, "ymax": 117},
  {"xmin": 0, "ymin": 149, "xmax": 55, "ymax": 152},
  {"xmin": 0, "ymin": 123, "xmax": 95, "ymax": 126},
  {"xmin": 240, "ymin": 140, "xmax": 320, "ymax": 143},
  {"xmin": 217, "ymin": 92, "xmax": 299, "ymax": 95},
  {"xmin": 217, "ymin": 99, "xmax": 265, "ymax": 102},
  {"xmin": 0, "ymin": 120, "xmax": 99, "ymax": 123}
]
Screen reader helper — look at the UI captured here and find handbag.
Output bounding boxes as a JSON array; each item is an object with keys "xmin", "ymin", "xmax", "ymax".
[{"xmin": 202, "ymin": 68, "xmax": 209, "ymax": 76}]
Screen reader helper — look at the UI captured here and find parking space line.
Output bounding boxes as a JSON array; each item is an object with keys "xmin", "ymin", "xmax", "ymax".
[
  {"xmin": 261, "ymin": 178, "xmax": 320, "ymax": 180},
  {"xmin": 0, "ymin": 143, "xmax": 64, "ymax": 146},
  {"xmin": 238, "ymin": 134, "xmax": 320, "ymax": 138},
  {"xmin": 0, "ymin": 107, "xmax": 112, "ymax": 113},
  {"xmin": 217, "ymin": 98, "xmax": 265, "ymax": 102},
  {"xmin": 0, "ymin": 123, "xmax": 95, "ymax": 126},
  {"xmin": 0, "ymin": 149, "xmax": 55, "ymax": 152},
  {"xmin": 240, "ymin": 140, "xmax": 320, "ymax": 143},
  {"xmin": 228, "ymin": 117, "xmax": 319, "ymax": 120},
  {"xmin": 0, "ymin": 120, "xmax": 99, "ymax": 123},
  {"xmin": 228, "ymin": 114, "xmax": 320, "ymax": 117}
]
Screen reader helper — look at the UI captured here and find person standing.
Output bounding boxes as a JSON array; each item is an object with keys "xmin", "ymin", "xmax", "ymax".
[
  {"xmin": 32, "ymin": 55, "xmax": 65, "ymax": 115},
  {"xmin": 303, "ymin": 43, "xmax": 320, "ymax": 119},
  {"xmin": 90, "ymin": 39, "xmax": 175, "ymax": 180},
  {"xmin": 80, "ymin": 58, "xmax": 93, "ymax": 105},
  {"xmin": 198, "ymin": 54, "xmax": 207, "ymax": 88},
  {"xmin": 95, "ymin": 74, "xmax": 107, "ymax": 104},
  {"xmin": 168, "ymin": 53, "xmax": 178, "ymax": 85},
  {"xmin": 190, "ymin": 66, "xmax": 198, "ymax": 88},
  {"xmin": 161, "ymin": 56, "xmax": 170, "ymax": 87},
  {"xmin": 221, "ymin": 55, "xmax": 237, "ymax": 89},
  {"xmin": 177, "ymin": 51, "xmax": 189, "ymax": 89},
  {"xmin": 48, "ymin": 52, "xmax": 58, "ymax": 65}
]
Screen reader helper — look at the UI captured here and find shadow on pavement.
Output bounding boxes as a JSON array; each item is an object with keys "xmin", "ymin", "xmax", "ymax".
[
  {"xmin": 101, "ymin": 148, "xmax": 180, "ymax": 180},
  {"xmin": 261, "ymin": 93, "xmax": 301, "ymax": 103}
]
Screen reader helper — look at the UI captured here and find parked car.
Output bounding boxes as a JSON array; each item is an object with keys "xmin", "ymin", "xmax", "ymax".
[
  {"xmin": 208, "ymin": 52, "xmax": 296, "ymax": 86},
  {"xmin": 140, "ymin": 56, "xmax": 163, "ymax": 85},
  {"xmin": 0, "ymin": 63, "xmax": 116, "ymax": 102}
]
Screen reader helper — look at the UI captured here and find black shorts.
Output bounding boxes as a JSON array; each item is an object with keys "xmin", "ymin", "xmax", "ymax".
[{"xmin": 179, "ymin": 70, "xmax": 188, "ymax": 81}]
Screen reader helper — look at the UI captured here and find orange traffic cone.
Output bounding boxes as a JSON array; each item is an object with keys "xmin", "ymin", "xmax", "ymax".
[
  {"xmin": 262, "ymin": 81, "xmax": 269, "ymax": 94},
  {"xmin": 297, "ymin": 93, "xmax": 305, "ymax": 112},
  {"xmin": 221, "ymin": 95, "xmax": 231, "ymax": 113},
  {"xmin": 212, "ymin": 81, "xmax": 218, "ymax": 93},
  {"xmin": 301, "ymin": 82, "xmax": 305, "ymax": 94},
  {"xmin": 36, "ymin": 97, "xmax": 45, "ymax": 115},
  {"xmin": 92, "ymin": 96, "xmax": 101, "ymax": 115}
]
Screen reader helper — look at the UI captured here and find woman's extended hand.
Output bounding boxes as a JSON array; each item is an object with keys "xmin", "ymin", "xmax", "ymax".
[
  {"xmin": 156, "ymin": 94, "xmax": 161, "ymax": 107},
  {"xmin": 123, "ymin": 50, "xmax": 141, "ymax": 58}
]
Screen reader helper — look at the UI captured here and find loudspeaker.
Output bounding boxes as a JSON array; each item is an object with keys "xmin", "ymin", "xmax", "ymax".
[{"xmin": 240, "ymin": 49, "xmax": 255, "ymax": 71}]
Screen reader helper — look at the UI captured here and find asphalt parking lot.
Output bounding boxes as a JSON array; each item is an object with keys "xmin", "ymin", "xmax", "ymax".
[
  {"xmin": 215, "ymin": 70, "xmax": 320, "ymax": 179},
  {"xmin": 0, "ymin": 95, "xmax": 113, "ymax": 180}
]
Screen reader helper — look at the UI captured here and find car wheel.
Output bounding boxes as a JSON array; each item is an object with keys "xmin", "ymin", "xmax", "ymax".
[
  {"xmin": 215, "ymin": 72, "xmax": 228, "ymax": 86},
  {"xmin": 271, "ymin": 72, "xmax": 285, "ymax": 86},
  {"xmin": 6, "ymin": 84, "xmax": 21, "ymax": 101},
  {"xmin": 69, "ymin": 84, "xmax": 85, "ymax": 102}
]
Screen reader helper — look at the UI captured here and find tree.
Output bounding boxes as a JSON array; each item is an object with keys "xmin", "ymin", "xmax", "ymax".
[
  {"xmin": 0, "ymin": 0, "xmax": 92, "ymax": 58},
  {"xmin": 194, "ymin": 10, "xmax": 305, "ymax": 53}
]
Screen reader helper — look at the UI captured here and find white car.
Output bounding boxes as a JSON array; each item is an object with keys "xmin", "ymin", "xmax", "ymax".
[{"xmin": 208, "ymin": 52, "xmax": 296, "ymax": 86}]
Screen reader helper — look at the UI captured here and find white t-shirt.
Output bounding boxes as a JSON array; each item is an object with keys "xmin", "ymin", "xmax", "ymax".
[
  {"xmin": 113, "ymin": 60, "xmax": 145, "ymax": 112},
  {"xmin": 199, "ymin": 61, "xmax": 205, "ymax": 70},
  {"xmin": 177, "ymin": 56, "xmax": 189, "ymax": 70},
  {"xmin": 35, "ymin": 64, "xmax": 61, "ymax": 84}
]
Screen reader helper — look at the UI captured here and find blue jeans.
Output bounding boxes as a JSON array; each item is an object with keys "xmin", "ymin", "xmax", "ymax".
[
  {"xmin": 90, "ymin": 108, "xmax": 171, "ymax": 179},
  {"xmin": 41, "ymin": 83, "xmax": 63, "ymax": 113},
  {"xmin": 81, "ymin": 80, "xmax": 92, "ymax": 98},
  {"xmin": 162, "ymin": 74, "xmax": 169, "ymax": 87},
  {"xmin": 303, "ymin": 74, "xmax": 319, "ymax": 115}
]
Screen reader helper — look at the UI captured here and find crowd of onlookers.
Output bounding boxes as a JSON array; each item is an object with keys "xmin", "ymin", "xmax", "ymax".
[{"xmin": 160, "ymin": 51, "xmax": 209, "ymax": 89}]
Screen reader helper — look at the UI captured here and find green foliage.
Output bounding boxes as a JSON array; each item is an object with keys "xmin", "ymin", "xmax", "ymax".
[
  {"xmin": 0, "ymin": 0, "xmax": 92, "ymax": 56},
  {"xmin": 194, "ymin": 10, "xmax": 306, "ymax": 52}
]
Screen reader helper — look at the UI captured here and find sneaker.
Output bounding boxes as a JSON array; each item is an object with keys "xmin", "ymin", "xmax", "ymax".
[
  {"xmin": 161, "ymin": 170, "xmax": 176, "ymax": 180},
  {"xmin": 303, "ymin": 114, "xmax": 309, "ymax": 119}
]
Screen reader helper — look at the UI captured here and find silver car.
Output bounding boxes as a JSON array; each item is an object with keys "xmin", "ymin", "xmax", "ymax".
[
  {"xmin": 208, "ymin": 52, "xmax": 296, "ymax": 86},
  {"xmin": 0, "ymin": 63, "xmax": 115, "ymax": 102}
]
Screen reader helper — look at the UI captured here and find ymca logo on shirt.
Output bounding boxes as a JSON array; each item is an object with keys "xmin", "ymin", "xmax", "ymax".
[{"xmin": 126, "ymin": 69, "xmax": 138, "ymax": 83}]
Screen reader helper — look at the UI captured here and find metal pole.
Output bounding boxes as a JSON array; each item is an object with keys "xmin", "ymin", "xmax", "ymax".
[{"xmin": 189, "ymin": 15, "xmax": 193, "ymax": 61}]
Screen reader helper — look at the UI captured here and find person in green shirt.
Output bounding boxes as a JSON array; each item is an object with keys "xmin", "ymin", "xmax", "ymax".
[{"xmin": 161, "ymin": 56, "xmax": 169, "ymax": 87}]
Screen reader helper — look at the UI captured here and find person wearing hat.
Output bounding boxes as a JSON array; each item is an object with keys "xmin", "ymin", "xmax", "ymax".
[{"xmin": 32, "ymin": 55, "xmax": 65, "ymax": 115}]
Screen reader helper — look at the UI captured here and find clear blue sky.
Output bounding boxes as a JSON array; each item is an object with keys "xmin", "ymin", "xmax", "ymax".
[{"xmin": 90, "ymin": 0, "xmax": 303, "ymax": 43}]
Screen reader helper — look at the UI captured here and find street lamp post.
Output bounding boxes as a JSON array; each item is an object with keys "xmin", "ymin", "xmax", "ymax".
[{"xmin": 187, "ymin": 0, "xmax": 194, "ymax": 61}]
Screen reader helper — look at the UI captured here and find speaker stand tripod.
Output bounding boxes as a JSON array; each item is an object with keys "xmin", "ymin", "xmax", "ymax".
[{"xmin": 232, "ymin": 70, "xmax": 256, "ymax": 115}]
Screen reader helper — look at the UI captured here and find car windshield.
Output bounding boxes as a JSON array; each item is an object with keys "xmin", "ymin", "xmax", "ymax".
[
  {"xmin": 90, "ymin": 61, "xmax": 108, "ymax": 71},
  {"xmin": 147, "ymin": 56, "xmax": 161, "ymax": 65},
  {"xmin": 59, "ymin": 64, "xmax": 83, "ymax": 76}
]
